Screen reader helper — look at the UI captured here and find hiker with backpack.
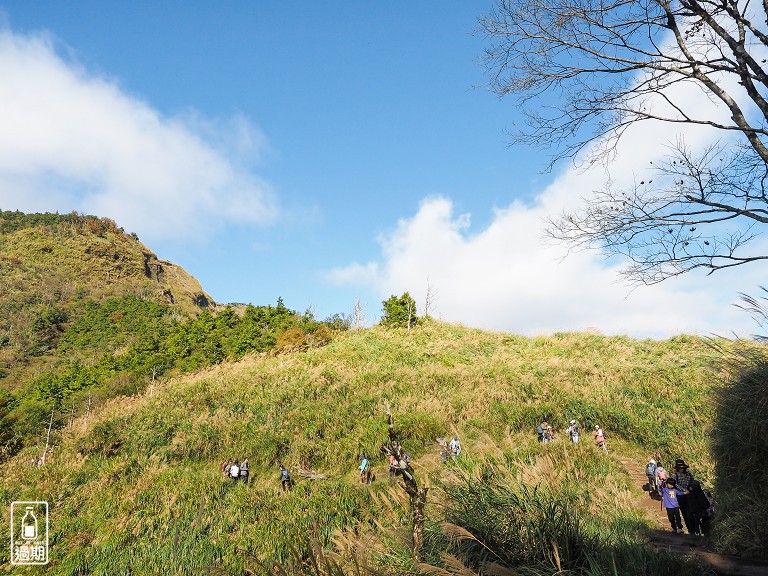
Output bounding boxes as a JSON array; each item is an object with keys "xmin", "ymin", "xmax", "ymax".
[
  {"xmin": 566, "ymin": 420, "xmax": 580, "ymax": 444},
  {"xmin": 661, "ymin": 477, "xmax": 687, "ymax": 534},
  {"xmin": 449, "ymin": 434, "xmax": 461, "ymax": 460},
  {"xmin": 654, "ymin": 461, "xmax": 668, "ymax": 496},
  {"xmin": 537, "ymin": 421, "xmax": 551, "ymax": 444},
  {"xmin": 687, "ymin": 480, "xmax": 712, "ymax": 536},
  {"xmin": 436, "ymin": 437, "xmax": 449, "ymax": 464},
  {"xmin": 279, "ymin": 464, "xmax": 293, "ymax": 492},
  {"xmin": 594, "ymin": 425, "xmax": 608, "ymax": 454},
  {"xmin": 673, "ymin": 459, "xmax": 695, "ymax": 534},
  {"xmin": 645, "ymin": 459, "xmax": 657, "ymax": 498},
  {"xmin": 359, "ymin": 454, "xmax": 371, "ymax": 484}
]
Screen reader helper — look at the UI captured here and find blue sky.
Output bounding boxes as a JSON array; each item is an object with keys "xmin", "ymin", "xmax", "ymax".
[{"xmin": 0, "ymin": 2, "xmax": 763, "ymax": 337}]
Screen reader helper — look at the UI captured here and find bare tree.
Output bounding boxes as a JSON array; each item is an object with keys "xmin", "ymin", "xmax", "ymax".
[
  {"xmin": 423, "ymin": 277, "xmax": 438, "ymax": 318},
  {"xmin": 84, "ymin": 391, "xmax": 92, "ymax": 425},
  {"xmin": 148, "ymin": 366, "xmax": 158, "ymax": 397},
  {"xmin": 481, "ymin": 0, "xmax": 768, "ymax": 284},
  {"xmin": 381, "ymin": 403, "xmax": 429, "ymax": 558},
  {"xmin": 352, "ymin": 298, "xmax": 365, "ymax": 330},
  {"xmin": 40, "ymin": 407, "xmax": 54, "ymax": 467}
]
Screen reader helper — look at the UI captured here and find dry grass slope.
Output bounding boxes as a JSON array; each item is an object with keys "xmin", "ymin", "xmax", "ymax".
[{"xmin": 0, "ymin": 320, "xmax": 724, "ymax": 574}]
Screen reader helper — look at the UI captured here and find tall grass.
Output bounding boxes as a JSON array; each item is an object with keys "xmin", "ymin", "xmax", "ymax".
[
  {"xmin": 0, "ymin": 322, "xmax": 723, "ymax": 573},
  {"xmin": 426, "ymin": 447, "xmax": 713, "ymax": 575}
]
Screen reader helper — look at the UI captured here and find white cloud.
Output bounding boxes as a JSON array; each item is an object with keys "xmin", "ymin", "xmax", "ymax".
[
  {"xmin": 326, "ymin": 73, "xmax": 766, "ymax": 337},
  {"xmin": 328, "ymin": 191, "xmax": 763, "ymax": 337},
  {"xmin": 0, "ymin": 29, "xmax": 277, "ymax": 243}
]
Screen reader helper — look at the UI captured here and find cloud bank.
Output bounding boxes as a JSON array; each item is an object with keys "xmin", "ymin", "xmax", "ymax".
[
  {"xmin": 0, "ymin": 29, "xmax": 276, "ymax": 244},
  {"xmin": 327, "ymin": 88, "xmax": 765, "ymax": 338}
]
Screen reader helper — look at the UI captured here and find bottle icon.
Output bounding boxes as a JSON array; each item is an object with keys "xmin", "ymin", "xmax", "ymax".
[{"xmin": 21, "ymin": 506, "xmax": 37, "ymax": 540}]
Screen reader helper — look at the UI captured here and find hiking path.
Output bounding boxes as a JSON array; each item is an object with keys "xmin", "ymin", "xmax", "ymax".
[{"xmin": 618, "ymin": 455, "xmax": 768, "ymax": 576}]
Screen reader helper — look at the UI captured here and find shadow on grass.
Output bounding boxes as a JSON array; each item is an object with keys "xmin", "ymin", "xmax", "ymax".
[{"xmin": 710, "ymin": 337, "xmax": 768, "ymax": 563}]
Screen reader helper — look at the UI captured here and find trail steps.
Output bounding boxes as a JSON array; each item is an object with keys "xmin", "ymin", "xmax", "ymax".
[{"xmin": 619, "ymin": 456, "xmax": 768, "ymax": 576}]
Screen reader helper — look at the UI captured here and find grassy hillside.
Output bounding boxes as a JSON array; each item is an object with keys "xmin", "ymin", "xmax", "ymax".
[
  {"xmin": 0, "ymin": 321, "xmax": 723, "ymax": 574},
  {"xmin": 0, "ymin": 210, "xmax": 341, "ymax": 466},
  {"xmin": 0, "ymin": 210, "xmax": 214, "ymax": 389}
]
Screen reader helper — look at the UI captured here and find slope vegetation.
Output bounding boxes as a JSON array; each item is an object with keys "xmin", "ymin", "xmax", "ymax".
[
  {"xmin": 0, "ymin": 210, "xmax": 338, "ymax": 465},
  {"xmin": 1, "ymin": 321, "xmax": 722, "ymax": 574}
]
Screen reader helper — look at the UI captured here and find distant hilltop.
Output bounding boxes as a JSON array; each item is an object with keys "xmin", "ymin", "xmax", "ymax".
[{"xmin": 0, "ymin": 209, "xmax": 216, "ymax": 316}]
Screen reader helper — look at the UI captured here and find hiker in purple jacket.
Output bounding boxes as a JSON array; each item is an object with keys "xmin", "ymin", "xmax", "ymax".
[{"xmin": 662, "ymin": 478, "xmax": 687, "ymax": 534}]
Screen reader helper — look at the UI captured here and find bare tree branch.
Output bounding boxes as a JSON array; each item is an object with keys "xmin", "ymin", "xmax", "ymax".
[
  {"xmin": 483, "ymin": 0, "xmax": 768, "ymax": 283},
  {"xmin": 381, "ymin": 402, "xmax": 429, "ymax": 558}
]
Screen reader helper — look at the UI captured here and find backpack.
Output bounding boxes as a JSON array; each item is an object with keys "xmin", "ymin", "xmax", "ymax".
[
  {"xmin": 537, "ymin": 425, "xmax": 544, "ymax": 436},
  {"xmin": 281, "ymin": 469, "xmax": 290, "ymax": 481},
  {"xmin": 646, "ymin": 462, "xmax": 657, "ymax": 476},
  {"xmin": 571, "ymin": 424, "xmax": 579, "ymax": 435}
]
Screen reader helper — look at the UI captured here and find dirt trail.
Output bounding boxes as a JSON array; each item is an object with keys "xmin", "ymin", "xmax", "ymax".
[{"xmin": 618, "ymin": 455, "xmax": 768, "ymax": 576}]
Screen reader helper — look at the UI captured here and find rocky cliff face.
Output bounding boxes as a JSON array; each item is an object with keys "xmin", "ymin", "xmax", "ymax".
[
  {"xmin": 143, "ymin": 254, "xmax": 214, "ymax": 313},
  {"xmin": 0, "ymin": 218, "xmax": 216, "ymax": 317}
]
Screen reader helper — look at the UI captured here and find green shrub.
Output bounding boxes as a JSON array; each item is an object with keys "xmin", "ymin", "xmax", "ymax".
[{"xmin": 381, "ymin": 293, "xmax": 418, "ymax": 328}]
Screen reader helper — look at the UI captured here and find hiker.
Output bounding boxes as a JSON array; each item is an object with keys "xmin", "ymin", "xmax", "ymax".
[
  {"xmin": 673, "ymin": 459, "xmax": 695, "ymax": 534},
  {"xmin": 645, "ymin": 459, "xmax": 657, "ymax": 498},
  {"xmin": 436, "ymin": 437, "xmax": 449, "ymax": 464},
  {"xmin": 359, "ymin": 454, "xmax": 370, "ymax": 484},
  {"xmin": 279, "ymin": 464, "xmax": 293, "ymax": 492},
  {"xmin": 594, "ymin": 425, "xmax": 608, "ymax": 454},
  {"xmin": 687, "ymin": 480, "xmax": 712, "ymax": 536},
  {"xmin": 537, "ymin": 421, "xmax": 551, "ymax": 444},
  {"xmin": 449, "ymin": 434, "xmax": 461, "ymax": 460},
  {"xmin": 566, "ymin": 419, "xmax": 580, "ymax": 444},
  {"xmin": 388, "ymin": 453, "xmax": 397, "ymax": 477},
  {"xmin": 661, "ymin": 478, "xmax": 687, "ymax": 534},
  {"xmin": 220, "ymin": 460, "xmax": 228, "ymax": 477},
  {"xmin": 654, "ymin": 461, "xmax": 668, "ymax": 493},
  {"xmin": 229, "ymin": 460, "xmax": 240, "ymax": 482},
  {"xmin": 223, "ymin": 459, "xmax": 233, "ymax": 478},
  {"xmin": 240, "ymin": 458, "xmax": 249, "ymax": 485}
]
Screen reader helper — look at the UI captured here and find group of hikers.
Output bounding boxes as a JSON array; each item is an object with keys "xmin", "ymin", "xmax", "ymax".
[
  {"xmin": 646, "ymin": 457, "xmax": 716, "ymax": 536},
  {"xmin": 436, "ymin": 434, "xmax": 461, "ymax": 464},
  {"xmin": 217, "ymin": 430, "xmax": 715, "ymax": 541},
  {"xmin": 220, "ymin": 458, "xmax": 250, "ymax": 483},
  {"xmin": 537, "ymin": 419, "xmax": 609, "ymax": 454}
]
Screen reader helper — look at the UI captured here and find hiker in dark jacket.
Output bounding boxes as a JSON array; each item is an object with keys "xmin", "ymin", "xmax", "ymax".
[
  {"xmin": 645, "ymin": 459, "xmax": 657, "ymax": 498},
  {"xmin": 279, "ymin": 464, "xmax": 293, "ymax": 492},
  {"xmin": 687, "ymin": 480, "xmax": 712, "ymax": 536},
  {"xmin": 239, "ymin": 458, "xmax": 249, "ymax": 485},
  {"xmin": 673, "ymin": 459, "xmax": 695, "ymax": 534}
]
